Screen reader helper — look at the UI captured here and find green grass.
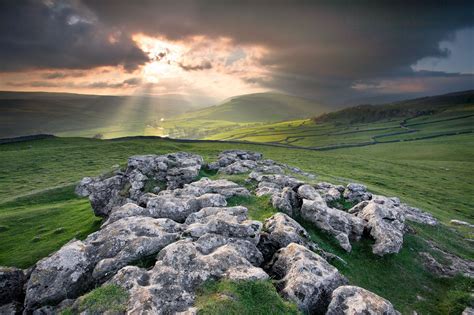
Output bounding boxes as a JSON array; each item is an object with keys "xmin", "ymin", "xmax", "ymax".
[
  {"xmin": 62, "ymin": 285, "xmax": 129, "ymax": 314},
  {"xmin": 299, "ymin": 218, "xmax": 473, "ymax": 315},
  {"xmin": 195, "ymin": 280, "xmax": 299, "ymax": 315},
  {"xmin": 0, "ymin": 185, "xmax": 101, "ymax": 268},
  {"xmin": 227, "ymin": 195, "xmax": 276, "ymax": 222},
  {"xmin": 0, "ymin": 135, "xmax": 473, "ymax": 313}
]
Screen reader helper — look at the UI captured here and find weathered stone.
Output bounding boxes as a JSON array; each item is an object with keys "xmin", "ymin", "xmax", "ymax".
[
  {"xmin": 271, "ymin": 187, "xmax": 300, "ymax": 217},
  {"xmin": 326, "ymin": 285, "xmax": 399, "ymax": 315},
  {"xmin": 0, "ymin": 267, "xmax": 25, "ymax": 306},
  {"xmin": 110, "ymin": 233, "xmax": 267, "ymax": 314},
  {"xmin": 76, "ymin": 174, "xmax": 128, "ymax": 217},
  {"xmin": 218, "ymin": 160, "xmax": 258, "ymax": 175},
  {"xmin": 343, "ymin": 183, "xmax": 372, "ymax": 203},
  {"xmin": 269, "ymin": 243, "xmax": 348, "ymax": 314},
  {"xmin": 315, "ymin": 182, "xmax": 345, "ymax": 202},
  {"xmin": 258, "ymin": 213, "xmax": 319, "ymax": 261},
  {"xmin": 184, "ymin": 206, "xmax": 262, "ymax": 244},
  {"xmin": 356, "ymin": 197, "xmax": 405, "ymax": 256},
  {"xmin": 0, "ymin": 302, "xmax": 23, "ymax": 314},
  {"xmin": 297, "ymin": 184, "xmax": 319, "ymax": 200},
  {"xmin": 25, "ymin": 240, "xmax": 92, "ymax": 310},
  {"xmin": 301, "ymin": 199, "xmax": 365, "ymax": 252},
  {"xmin": 24, "ymin": 217, "xmax": 182, "ymax": 310}
]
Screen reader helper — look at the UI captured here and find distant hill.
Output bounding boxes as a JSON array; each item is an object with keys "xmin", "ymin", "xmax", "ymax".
[
  {"xmin": 313, "ymin": 90, "xmax": 474, "ymax": 124},
  {"xmin": 178, "ymin": 92, "xmax": 331, "ymax": 123},
  {"xmin": 0, "ymin": 91, "xmax": 201, "ymax": 138}
]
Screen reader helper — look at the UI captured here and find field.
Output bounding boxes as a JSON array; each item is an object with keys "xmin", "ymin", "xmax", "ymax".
[
  {"xmin": 206, "ymin": 106, "xmax": 474, "ymax": 149},
  {"xmin": 1, "ymin": 134, "xmax": 473, "ymax": 314}
]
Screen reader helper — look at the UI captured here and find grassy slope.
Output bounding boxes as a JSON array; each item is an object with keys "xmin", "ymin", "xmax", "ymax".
[
  {"xmin": 0, "ymin": 91, "xmax": 199, "ymax": 138},
  {"xmin": 176, "ymin": 92, "xmax": 331, "ymax": 123},
  {"xmin": 0, "ymin": 136, "xmax": 473, "ymax": 314}
]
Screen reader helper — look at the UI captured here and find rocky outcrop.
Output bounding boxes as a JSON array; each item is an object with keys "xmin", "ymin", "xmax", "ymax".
[
  {"xmin": 258, "ymin": 213, "xmax": 320, "ymax": 261},
  {"xmin": 108, "ymin": 206, "xmax": 265, "ymax": 314},
  {"xmin": 343, "ymin": 183, "xmax": 372, "ymax": 203},
  {"xmin": 353, "ymin": 196, "xmax": 405, "ymax": 256},
  {"xmin": 0, "ymin": 267, "xmax": 25, "ymax": 307},
  {"xmin": 326, "ymin": 286, "xmax": 400, "ymax": 315},
  {"xmin": 24, "ymin": 217, "xmax": 182, "ymax": 310},
  {"xmin": 269, "ymin": 243, "xmax": 348, "ymax": 314},
  {"xmin": 76, "ymin": 152, "xmax": 203, "ymax": 217},
  {"xmin": 301, "ymin": 199, "xmax": 365, "ymax": 252},
  {"xmin": 22, "ymin": 150, "xmax": 434, "ymax": 313}
]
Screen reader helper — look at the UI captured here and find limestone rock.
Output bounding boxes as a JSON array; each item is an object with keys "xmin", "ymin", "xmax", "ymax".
[
  {"xmin": 184, "ymin": 206, "xmax": 262, "ymax": 244},
  {"xmin": 301, "ymin": 199, "xmax": 365, "ymax": 252},
  {"xmin": 343, "ymin": 183, "xmax": 372, "ymax": 203},
  {"xmin": 269, "ymin": 243, "xmax": 348, "ymax": 314},
  {"xmin": 356, "ymin": 196, "xmax": 405, "ymax": 256},
  {"xmin": 110, "ymin": 234, "xmax": 267, "ymax": 314},
  {"xmin": 258, "ymin": 213, "xmax": 319, "ymax": 261},
  {"xmin": 24, "ymin": 217, "xmax": 181, "ymax": 310},
  {"xmin": 326, "ymin": 285, "xmax": 399, "ymax": 315},
  {"xmin": 271, "ymin": 187, "xmax": 300, "ymax": 217},
  {"xmin": 0, "ymin": 266, "xmax": 25, "ymax": 306},
  {"xmin": 24, "ymin": 240, "xmax": 92, "ymax": 310}
]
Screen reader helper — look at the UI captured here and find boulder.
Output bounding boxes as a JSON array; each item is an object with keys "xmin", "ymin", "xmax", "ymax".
[
  {"xmin": 343, "ymin": 183, "xmax": 372, "ymax": 203},
  {"xmin": 76, "ymin": 174, "xmax": 128, "ymax": 217},
  {"xmin": 258, "ymin": 213, "xmax": 319, "ymax": 261},
  {"xmin": 24, "ymin": 240, "xmax": 92, "ymax": 310},
  {"xmin": 183, "ymin": 206, "xmax": 262, "ymax": 244},
  {"xmin": 0, "ymin": 267, "xmax": 25, "ymax": 306},
  {"xmin": 24, "ymin": 217, "xmax": 182, "ymax": 310},
  {"xmin": 356, "ymin": 197, "xmax": 405, "ymax": 256},
  {"xmin": 218, "ymin": 160, "xmax": 258, "ymax": 175},
  {"xmin": 181, "ymin": 178, "xmax": 251, "ymax": 198},
  {"xmin": 209, "ymin": 150, "xmax": 263, "ymax": 170},
  {"xmin": 326, "ymin": 285, "xmax": 399, "ymax": 315},
  {"xmin": 297, "ymin": 184, "xmax": 319, "ymax": 200},
  {"xmin": 271, "ymin": 187, "xmax": 300, "ymax": 217},
  {"xmin": 76, "ymin": 152, "xmax": 204, "ymax": 217},
  {"xmin": 301, "ymin": 199, "xmax": 365, "ymax": 252},
  {"xmin": 110, "ymin": 233, "xmax": 267, "ymax": 314},
  {"xmin": 269, "ymin": 243, "xmax": 347, "ymax": 314},
  {"xmin": 315, "ymin": 182, "xmax": 345, "ymax": 202}
]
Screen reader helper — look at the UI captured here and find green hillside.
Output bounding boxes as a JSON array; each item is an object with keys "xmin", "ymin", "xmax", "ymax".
[
  {"xmin": 0, "ymin": 91, "xmax": 202, "ymax": 138},
  {"xmin": 313, "ymin": 90, "xmax": 474, "ymax": 124},
  {"xmin": 177, "ymin": 92, "xmax": 332, "ymax": 123},
  {"xmin": 0, "ymin": 135, "xmax": 472, "ymax": 314},
  {"xmin": 206, "ymin": 91, "xmax": 474, "ymax": 149}
]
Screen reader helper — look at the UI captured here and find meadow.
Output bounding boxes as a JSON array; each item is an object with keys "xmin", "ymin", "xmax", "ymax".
[{"xmin": 0, "ymin": 134, "xmax": 472, "ymax": 314}]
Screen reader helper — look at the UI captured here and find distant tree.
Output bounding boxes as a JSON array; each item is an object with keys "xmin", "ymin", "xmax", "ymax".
[{"xmin": 93, "ymin": 133, "xmax": 104, "ymax": 139}]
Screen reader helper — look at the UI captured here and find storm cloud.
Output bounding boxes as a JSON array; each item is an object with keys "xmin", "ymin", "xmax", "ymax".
[{"xmin": 1, "ymin": 0, "xmax": 473, "ymax": 103}]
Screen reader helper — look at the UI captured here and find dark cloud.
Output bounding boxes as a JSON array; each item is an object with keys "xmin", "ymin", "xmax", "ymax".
[
  {"xmin": 0, "ymin": 0, "xmax": 148, "ymax": 72},
  {"xmin": 7, "ymin": 77, "xmax": 143, "ymax": 89},
  {"xmin": 1, "ymin": 0, "xmax": 473, "ymax": 102},
  {"xmin": 82, "ymin": 0, "xmax": 474, "ymax": 102},
  {"xmin": 178, "ymin": 60, "xmax": 212, "ymax": 71}
]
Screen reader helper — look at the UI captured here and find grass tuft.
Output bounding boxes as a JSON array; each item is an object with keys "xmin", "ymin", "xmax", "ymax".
[{"xmin": 195, "ymin": 280, "xmax": 299, "ymax": 315}]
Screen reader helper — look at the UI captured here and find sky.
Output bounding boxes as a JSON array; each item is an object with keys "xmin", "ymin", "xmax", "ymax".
[{"xmin": 0, "ymin": 0, "xmax": 473, "ymax": 105}]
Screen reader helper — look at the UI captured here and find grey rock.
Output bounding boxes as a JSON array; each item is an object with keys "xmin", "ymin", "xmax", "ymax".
[
  {"xmin": 258, "ymin": 213, "xmax": 319, "ymax": 261},
  {"xmin": 315, "ymin": 182, "xmax": 344, "ymax": 202},
  {"xmin": 0, "ymin": 302, "xmax": 23, "ymax": 314},
  {"xmin": 297, "ymin": 184, "xmax": 319, "ymax": 200},
  {"xmin": 271, "ymin": 187, "xmax": 300, "ymax": 217},
  {"xmin": 184, "ymin": 206, "xmax": 262, "ymax": 244},
  {"xmin": 269, "ymin": 243, "xmax": 348, "ymax": 314},
  {"xmin": 218, "ymin": 160, "xmax": 258, "ymax": 175},
  {"xmin": 326, "ymin": 285, "xmax": 399, "ymax": 315},
  {"xmin": 110, "ymin": 233, "xmax": 267, "ymax": 314},
  {"xmin": 24, "ymin": 240, "xmax": 92, "ymax": 310},
  {"xmin": 356, "ymin": 196, "xmax": 405, "ymax": 256},
  {"xmin": 24, "ymin": 217, "xmax": 181, "ymax": 310},
  {"xmin": 301, "ymin": 199, "xmax": 365, "ymax": 252},
  {"xmin": 0, "ymin": 267, "xmax": 25, "ymax": 306},
  {"xmin": 450, "ymin": 219, "xmax": 473, "ymax": 228},
  {"xmin": 343, "ymin": 183, "xmax": 372, "ymax": 203}
]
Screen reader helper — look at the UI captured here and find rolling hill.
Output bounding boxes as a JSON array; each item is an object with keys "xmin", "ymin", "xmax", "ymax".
[
  {"xmin": 205, "ymin": 90, "xmax": 474, "ymax": 149},
  {"xmin": 177, "ymin": 92, "xmax": 332, "ymax": 123},
  {"xmin": 0, "ymin": 91, "xmax": 205, "ymax": 138},
  {"xmin": 313, "ymin": 90, "xmax": 474, "ymax": 124}
]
